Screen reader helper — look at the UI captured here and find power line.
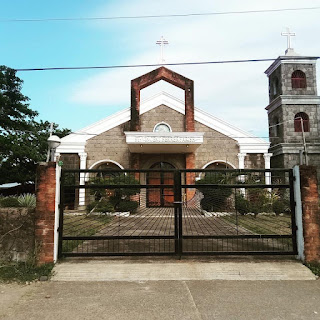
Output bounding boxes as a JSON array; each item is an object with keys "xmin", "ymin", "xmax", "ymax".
[
  {"xmin": 14, "ymin": 56, "xmax": 320, "ymax": 72},
  {"xmin": 2, "ymin": 6, "xmax": 320, "ymax": 23}
]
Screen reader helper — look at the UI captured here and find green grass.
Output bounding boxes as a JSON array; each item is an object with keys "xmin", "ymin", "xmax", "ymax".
[
  {"xmin": 0, "ymin": 262, "xmax": 54, "ymax": 283},
  {"xmin": 305, "ymin": 262, "xmax": 320, "ymax": 277},
  {"xmin": 222, "ymin": 214, "xmax": 292, "ymax": 235},
  {"xmin": 62, "ymin": 214, "xmax": 112, "ymax": 253}
]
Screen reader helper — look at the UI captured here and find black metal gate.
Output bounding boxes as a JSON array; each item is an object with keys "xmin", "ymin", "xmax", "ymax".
[{"xmin": 58, "ymin": 168, "xmax": 297, "ymax": 257}]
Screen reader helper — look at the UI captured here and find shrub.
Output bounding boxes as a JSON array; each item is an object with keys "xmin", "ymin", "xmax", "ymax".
[
  {"xmin": 235, "ymin": 193, "xmax": 250, "ymax": 214},
  {"xmin": 197, "ymin": 173, "xmax": 233, "ymax": 212},
  {"xmin": 117, "ymin": 200, "xmax": 139, "ymax": 213},
  {"xmin": 86, "ymin": 200, "xmax": 114, "ymax": 213},
  {"xmin": 18, "ymin": 194, "xmax": 36, "ymax": 209},
  {"xmin": 272, "ymin": 199, "xmax": 286, "ymax": 215},
  {"xmin": 0, "ymin": 196, "xmax": 20, "ymax": 208}
]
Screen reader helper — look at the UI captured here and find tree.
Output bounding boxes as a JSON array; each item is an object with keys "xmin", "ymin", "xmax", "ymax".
[{"xmin": 0, "ymin": 65, "xmax": 70, "ymax": 185}]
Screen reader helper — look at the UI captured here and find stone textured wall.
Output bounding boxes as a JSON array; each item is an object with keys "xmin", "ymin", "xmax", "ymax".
[
  {"xmin": 281, "ymin": 63, "xmax": 317, "ymax": 96},
  {"xmin": 86, "ymin": 123, "xmax": 130, "ymax": 169},
  {"xmin": 269, "ymin": 104, "xmax": 319, "ymax": 146},
  {"xmin": 268, "ymin": 107, "xmax": 284, "ymax": 147},
  {"xmin": 35, "ymin": 162, "xmax": 56, "ymax": 265},
  {"xmin": 281, "ymin": 104, "xmax": 319, "ymax": 144},
  {"xmin": 194, "ymin": 121, "xmax": 239, "ymax": 169},
  {"xmin": 140, "ymin": 105, "xmax": 185, "ymax": 132},
  {"xmin": 59, "ymin": 153, "xmax": 80, "ymax": 169},
  {"xmin": 299, "ymin": 165, "xmax": 320, "ymax": 263},
  {"xmin": 244, "ymin": 153, "xmax": 265, "ymax": 169},
  {"xmin": 0, "ymin": 208, "xmax": 35, "ymax": 262}
]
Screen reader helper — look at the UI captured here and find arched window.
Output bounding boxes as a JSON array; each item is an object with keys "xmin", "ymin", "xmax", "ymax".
[
  {"xmin": 273, "ymin": 117, "xmax": 280, "ymax": 137},
  {"xmin": 292, "ymin": 70, "xmax": 306, "ymax": 89},
  {"xmin": 272, "ymin": 77, "xmax": 279, "ymax": 95},
  {"xmin": 153, "ymin": 122, "xmax": 172, "ymax": 133},
  {"xmin": 294, "ymin": 112, "xmax": 310, "ymax": 132}
]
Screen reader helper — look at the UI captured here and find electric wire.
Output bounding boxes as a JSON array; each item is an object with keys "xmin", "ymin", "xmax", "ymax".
[
  {"xmin": 2, "ymin": 6, "xmax": 320, "ymax": 23},
  {"xmin": 14, "ymin": 56, "xmax": 320, "ymax": 72}
]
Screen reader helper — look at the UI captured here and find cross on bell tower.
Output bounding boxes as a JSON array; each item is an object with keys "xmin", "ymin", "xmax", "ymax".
[
  {"xmin": 156, "ymin": 36, "xmax": 169, "ymax": 64},
  {"xmin": 281, "ymin": 28, "xmax": 296, "ymax": 54}
]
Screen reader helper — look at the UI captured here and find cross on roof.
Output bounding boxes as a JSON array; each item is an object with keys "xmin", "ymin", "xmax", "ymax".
[
  {"xmin": 281, "ymin": 28, "xmax": 296, "ymax": 50},
  {"xmin": 156, "ymin": 36, "xmax": 169, "ymax": 64}
]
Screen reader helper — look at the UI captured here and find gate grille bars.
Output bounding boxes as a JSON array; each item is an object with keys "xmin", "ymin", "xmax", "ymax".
[{"xmin": 58, "ymin": 169, "xmax": 298, "ymax": 257}]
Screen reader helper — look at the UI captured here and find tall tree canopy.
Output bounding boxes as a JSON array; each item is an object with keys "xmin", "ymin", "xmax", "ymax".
[{"xmin": 0, "ymin": 66, "xmax": 70, "ymax": 185}]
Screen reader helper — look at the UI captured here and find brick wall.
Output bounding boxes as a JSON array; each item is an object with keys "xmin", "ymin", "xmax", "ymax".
[
  {"xmin": 35, "ymin": 162, "xmax": 56, "ymax": 265},
  {"xmin": 299, "ymin": 165, "xmax": 320, "ymax": 263}
]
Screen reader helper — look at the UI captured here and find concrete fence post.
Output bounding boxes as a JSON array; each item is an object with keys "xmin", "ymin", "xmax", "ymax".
[
  {"xmin": 299, "ymin": 165, "xmax": 320, "ymax": 263},
  {"xmin": 293, "ymin": 166, "xmax": 304, "ymax": 260},
  {"xmin": 35, "ymin": 162, "xmax": 56, "ymax": 265}
]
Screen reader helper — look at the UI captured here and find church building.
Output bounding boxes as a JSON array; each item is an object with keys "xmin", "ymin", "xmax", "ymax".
[{"xmin": 56, "ymin": 66, "xmax": 271, "ymax": 207}]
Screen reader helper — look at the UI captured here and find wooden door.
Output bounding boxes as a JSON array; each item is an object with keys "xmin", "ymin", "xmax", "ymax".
[{"xmin": 147, "ymin": 162, "xmax": 175, "ymax": 207}]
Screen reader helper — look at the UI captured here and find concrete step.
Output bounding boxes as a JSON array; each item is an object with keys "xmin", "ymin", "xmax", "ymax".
[{"xmin": 52, "ymin": 260, "xmax": 316, "ymax": 281}]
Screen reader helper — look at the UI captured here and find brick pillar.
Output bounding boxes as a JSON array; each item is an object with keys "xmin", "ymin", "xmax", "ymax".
[
  {"xmin": 185, "ymin": 79, "xmax": 195, "ymax": 132},
  {"xmin": 186, "ymin": 153, "xmax": 196, "ymax": 201},
  {"xmin": 130, "ymin": 81, "xmax": 141, "ymax": 131},
  {"xmin": 300, "ymin": 165, "xmax": 320, "ymax": 263},
  {"xmin": 35, "ymin": 162, "xmax": 56, "ymax": 265}
]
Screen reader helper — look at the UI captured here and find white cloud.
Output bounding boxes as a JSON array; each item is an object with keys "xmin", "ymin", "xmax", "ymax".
[{"xmin": 68, "ymin": 0, "xmax": 320, "ymax": 137}]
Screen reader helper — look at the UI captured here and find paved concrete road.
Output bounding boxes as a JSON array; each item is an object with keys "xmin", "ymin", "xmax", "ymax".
[{"xmin": 1, "ymin": 280, "xmax": 320, "ymax": 320}]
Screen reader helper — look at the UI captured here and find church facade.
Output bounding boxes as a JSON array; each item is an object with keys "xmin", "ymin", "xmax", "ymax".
[{"xmin": 56, "ymin": 67, "xmax": 270, "ymax": 207}]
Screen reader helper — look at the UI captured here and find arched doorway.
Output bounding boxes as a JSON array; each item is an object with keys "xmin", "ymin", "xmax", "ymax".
[{"xmin": 147, "ymin": 162, "xmax": 175, "ymax": 207}]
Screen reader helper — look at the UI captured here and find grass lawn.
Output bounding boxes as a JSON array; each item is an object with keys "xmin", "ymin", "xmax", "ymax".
[
  {"xmin": 222, "ymin": 214, "xmax": 292, "ymax": 235},
  {"xmin": 62, "ymin": 214, "xmax": 112, "ymax": 253}
]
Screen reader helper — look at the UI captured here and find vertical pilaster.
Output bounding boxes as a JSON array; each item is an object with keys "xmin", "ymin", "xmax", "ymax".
[
  {"xmin": 78, "ymin": 153, "xmax": 87, "ymax": 207},
  {"xmin": 263, "ymin": 153, "xmax": 272, "ymax": 185},
  {"xmin": 299, "ymin": 165, "xmax": 320, "ymax": 263},
  {"xmin": 35, "ymin": 162, "xmax": 56, "ymax": 265}
]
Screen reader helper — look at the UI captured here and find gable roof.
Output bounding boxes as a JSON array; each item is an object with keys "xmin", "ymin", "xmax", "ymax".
[{"xmin": 57, "ymin": 92, "xmax": 269, "ymax": 154}]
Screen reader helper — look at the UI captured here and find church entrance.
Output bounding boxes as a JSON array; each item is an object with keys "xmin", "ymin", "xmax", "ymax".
[{"xmin": 147, "ymin": 162, "xmax": 175, "ymax": 207}]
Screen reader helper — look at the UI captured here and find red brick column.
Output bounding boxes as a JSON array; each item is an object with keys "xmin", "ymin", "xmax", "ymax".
[
  {"xmin": 300, "ymin": 165, "xmax": 320, "ymax": 263},
  {"xmin": 186, "ymin": 153, "xmax": 196, "ymax": 201},
  {"xmin": 35, "ymin": 162, "xmax": 56, "ymax": 265},
  {"xmin": 185, "ymin": 79, "xmax": 195, "ymax": 132}
]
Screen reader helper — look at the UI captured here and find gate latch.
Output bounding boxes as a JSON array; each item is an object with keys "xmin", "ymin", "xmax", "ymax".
[{"xmin": 173, "ymin": 201, "xmax": 183, "ymax": 204}]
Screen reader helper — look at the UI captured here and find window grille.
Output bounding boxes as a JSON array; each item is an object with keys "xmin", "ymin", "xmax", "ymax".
[
  {"xmin": 292, "ymin": 70, "xmax": 306, "ymax": 89},
  {"xmin": 294, "ymin": 112, "xmax": 309, "ymax": 132}
]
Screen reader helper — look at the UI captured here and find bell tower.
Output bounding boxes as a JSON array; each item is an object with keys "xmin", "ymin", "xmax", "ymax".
[{"xmin": 265, "ymin": 34, "xmax": 320, "ymax": 170}]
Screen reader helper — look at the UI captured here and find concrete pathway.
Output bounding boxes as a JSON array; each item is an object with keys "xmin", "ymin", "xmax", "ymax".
[
  {"xmin": 2, "ymin": 280, "xmax": 320, "ymax": 320},
  {"xmin": 52, "ymin": 258, "xmax": 316, "ymax": 281}
]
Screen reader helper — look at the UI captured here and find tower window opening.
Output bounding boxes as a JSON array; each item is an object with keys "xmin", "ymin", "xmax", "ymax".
[
  {"xmin": 273, "ymin": 117, "xmax": 280, "ymax": 137},
  {"xmin": 294, "ymin": 112, "xmax": 309, "ymax": 132},
  {"xmin": 272, "ymin": 77, "xmax": 279, "ymax": 95},
  {"xmin": 292, "ymin": 70, "xmax": 306, "ymax": 89}
]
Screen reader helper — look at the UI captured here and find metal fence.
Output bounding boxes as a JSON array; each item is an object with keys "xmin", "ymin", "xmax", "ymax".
[{"xmin": 58, "ymin": 168, "xmax": 297, "ymax": 257}]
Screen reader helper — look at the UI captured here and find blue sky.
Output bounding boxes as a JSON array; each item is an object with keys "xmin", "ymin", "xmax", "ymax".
[{"xmin": 1, "ymin": 0, "xmax": 320, "ymax": 138}]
